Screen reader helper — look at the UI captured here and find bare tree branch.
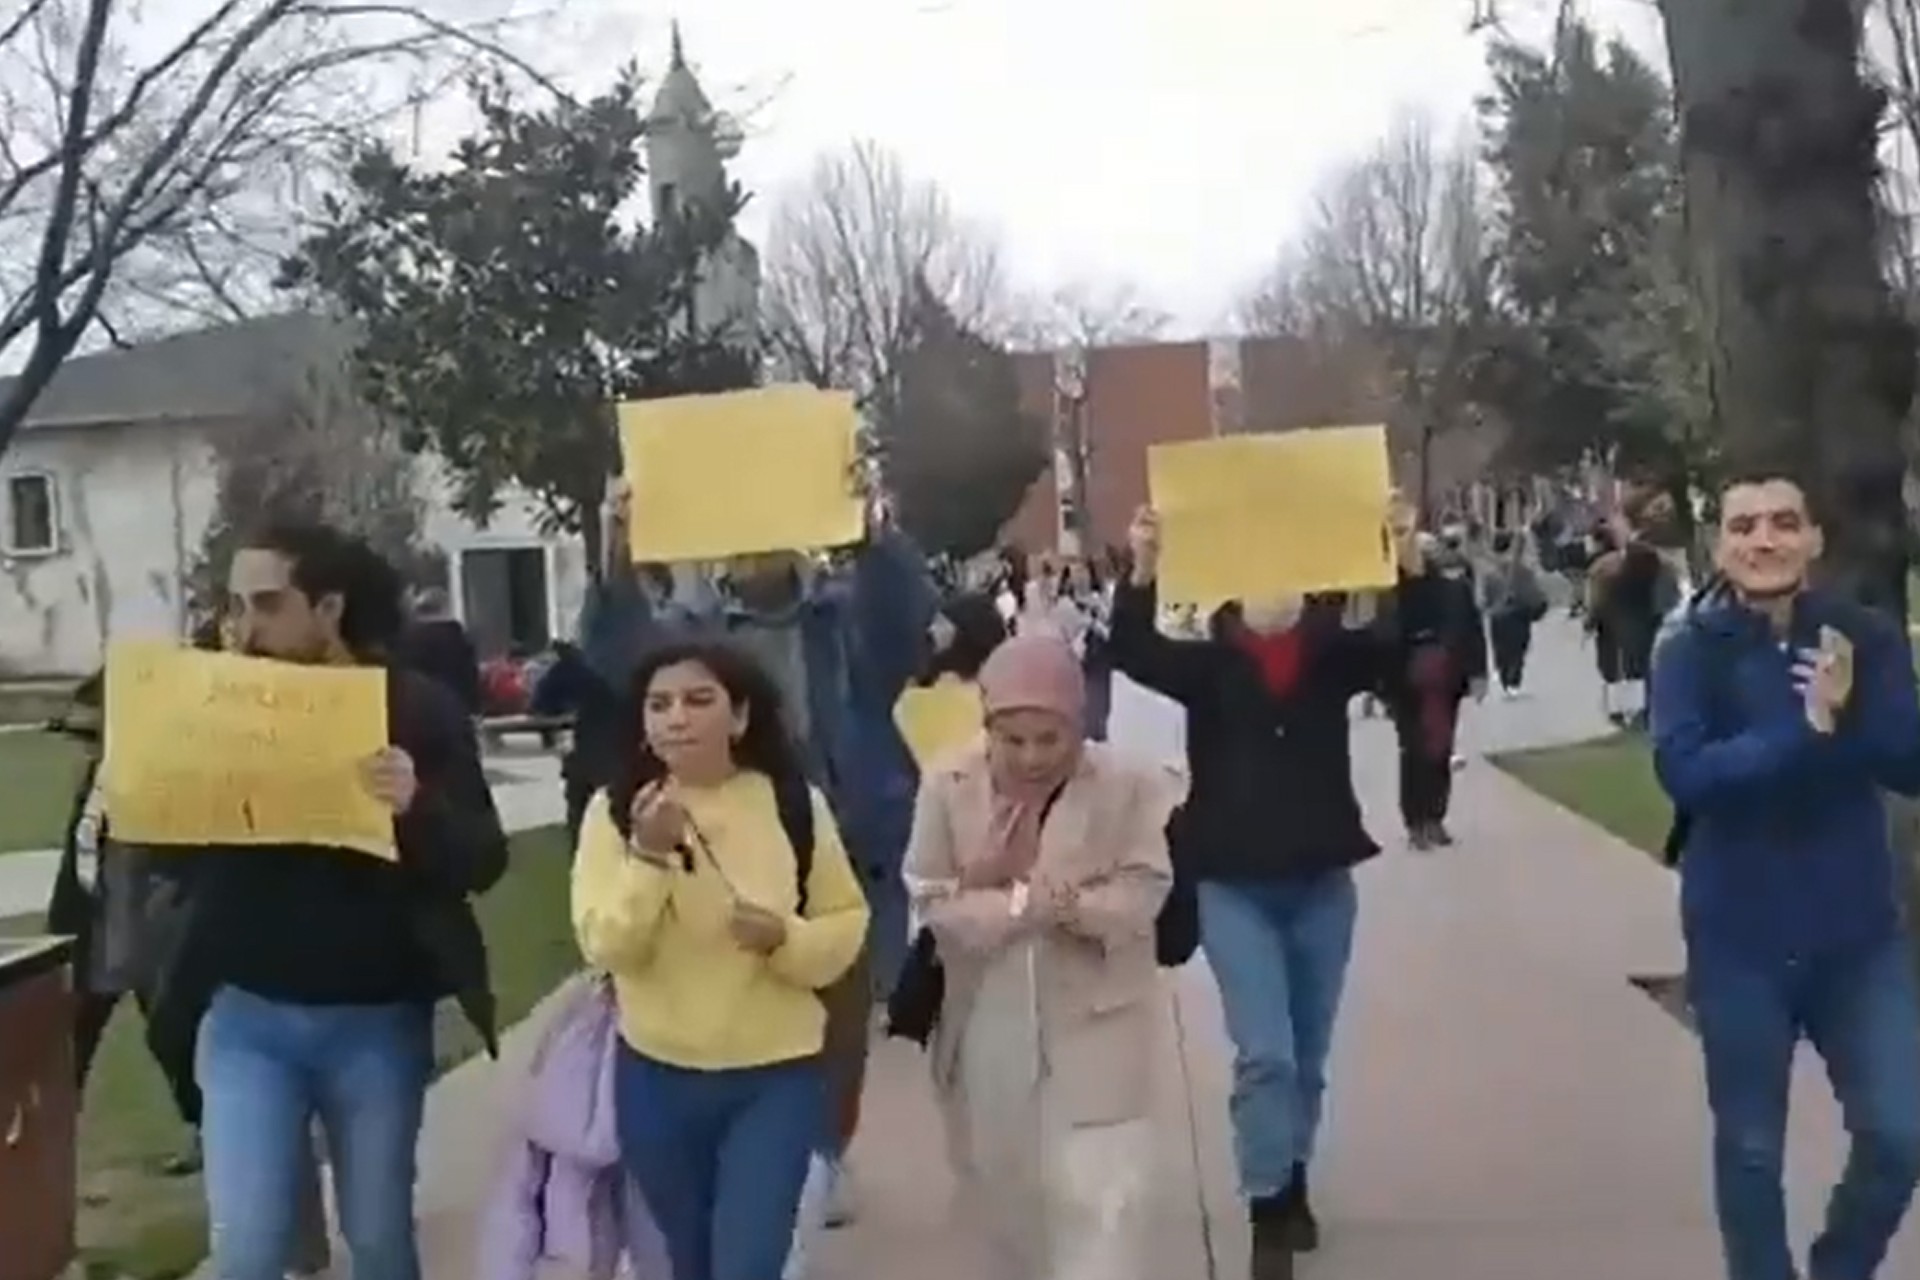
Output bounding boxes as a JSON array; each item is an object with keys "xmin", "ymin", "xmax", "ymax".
[
  {"xmin": 1243, "ymin": 113, "xmax": 1489, "ymax": 362},
  {"xmin": 1006, "ymin": 278, "xmax": 1173, "ymax": 349},
  {"xmin": 760, "ymin": 139, "xmax": 1010, "ymax": 409},
  {"xmin": 0, "ymin": 0, "xmax": 561, "ymax": 457},
  {"xmin": 1239, "ymin": 110, "xmax": 1495, "ymax": 505}
]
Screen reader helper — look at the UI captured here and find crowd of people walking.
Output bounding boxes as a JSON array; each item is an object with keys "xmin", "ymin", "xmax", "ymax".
[{"xmin": 40, "ymin": 459, "xmax": 1920, "ymax": 1280}]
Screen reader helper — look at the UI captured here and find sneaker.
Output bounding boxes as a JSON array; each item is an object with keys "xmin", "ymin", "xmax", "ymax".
[
  {"xmin": 822, "ymin": 1156, "xmax": 855, "ymax": 1228},
  {"xmin": 1249, "ymin": 1198, "xmax": 1297, "ymax": 1280},
  {"xmin": 784, "ymin": 1155, "xmax": 833, "ymax": 1279},
  {"xmin": 1431, "ymin": 823, "xmax": 1456, "ymax": 847},
  {"xmin": 1407, "ymin": 826, "xmax": 1433, "ymax": 852}
]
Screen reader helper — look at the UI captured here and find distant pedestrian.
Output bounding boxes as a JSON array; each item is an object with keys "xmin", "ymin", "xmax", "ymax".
[
  {"xmin": 1480, "ymin": 532, "xmax": 1547, "ymax": 696},
  {"xmin": 395, "ymin": 587, "xmax": 484, "ymax": 716},
  {"xmin": 1380, "ymin": 525, "xmax": 1487, "ymax": 850}
]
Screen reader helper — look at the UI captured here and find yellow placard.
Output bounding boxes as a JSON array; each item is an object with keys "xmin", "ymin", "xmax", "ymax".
[
  {"xmin": 1147, "ymin": 425, "xmax": 1396, "ymax": 607},
  {"xmin": 619, "ymin": 385, "xmax": 866, "ymax": 562},
  {"xmin": 101, "ymin": 641, "xmax": 394, "ymax": 858},
  {"xmin": 894, "ymin": 677, "xmax": 983, "ymax": 766}
]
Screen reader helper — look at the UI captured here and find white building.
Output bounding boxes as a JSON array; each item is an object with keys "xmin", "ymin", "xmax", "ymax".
[{"xmin": 0, "ymin": 32, "xmax": 756, "ymax": 677}]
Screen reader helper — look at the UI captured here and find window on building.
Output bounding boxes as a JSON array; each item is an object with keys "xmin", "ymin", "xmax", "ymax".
[{"xmin": 4, "ymin": 472, "xmax": 57, "ymax": 555}]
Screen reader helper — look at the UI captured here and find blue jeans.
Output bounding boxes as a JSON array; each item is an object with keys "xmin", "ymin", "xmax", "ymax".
[
  {"xmin": 196, "ymin": 986, "xmax": 432, "ymax": 1280},
  {"xmin": 1689, "ymin": 932, "xmax": 1920, "ymax": 1280},
  {"xmin": 615, "ymin": 1046, "xmax": 826, "ymax": 1280},
  {"xmin": 1198, "ymin": 870, "xmax": 1358, "ymax": 1199},
  {"xmin": 849, "ymin": 801, "xmax": 913, "ymax": 1002}
]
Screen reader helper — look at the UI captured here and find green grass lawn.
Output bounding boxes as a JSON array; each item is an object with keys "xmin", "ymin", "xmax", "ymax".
[
  {"xmin": 1, "ymin": 823, "xmax": 579, "ymax": 1279},
  {"xmin": 0, "ymin": 730, "xmax": 87, "ymax": 854},
  {"xmin": 1491, "ymin": 732, "xmax": 1672, "ymax": 859}
]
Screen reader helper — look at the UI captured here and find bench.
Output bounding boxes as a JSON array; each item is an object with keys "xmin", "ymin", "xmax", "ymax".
[{"xmin": 479, "ymin": 714, "xmax": 574, "ymax": 749}]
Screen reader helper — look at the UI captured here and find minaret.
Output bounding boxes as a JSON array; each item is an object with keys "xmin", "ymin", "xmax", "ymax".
[{"xmin": 646, "ymin": 22, "xmax": 759, "ymax": 349}]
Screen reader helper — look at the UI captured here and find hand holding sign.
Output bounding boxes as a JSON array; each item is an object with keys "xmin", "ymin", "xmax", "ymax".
[{"xmin": 359, "ymin": 747, "xmax": 418, "ymax": 814}]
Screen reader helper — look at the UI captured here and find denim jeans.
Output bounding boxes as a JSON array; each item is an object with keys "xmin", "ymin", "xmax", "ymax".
[
  {"xmin": 1689, "ymin": 932, "xmax": 1920, "ymax": 1280},
  {"xmin": 849, "ymin": 801, "xmax": 914, "ymax": 1002},
  {"xmin": 1198, "ymin": 870, "xmax": 1359, "ymax": 1199},
  {"xmin": 196, "ymin": 986, "xmax": 433, "ymax": 1280},
  {"xmin": 614, "ymin": 1046, "xmax": 826, "ymax": 1280}
]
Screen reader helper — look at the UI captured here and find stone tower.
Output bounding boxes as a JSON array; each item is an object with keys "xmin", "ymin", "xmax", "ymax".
[{"xmin": 646, "ymin": 22, "xmax": 761, "ymax": 351}]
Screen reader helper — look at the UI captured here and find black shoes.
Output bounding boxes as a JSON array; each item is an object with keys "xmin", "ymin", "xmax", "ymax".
[
  {"xmin": 1249, "ymin": 1210, "xmax": 1296, "ymax": 1280},
  {"xmin": 1276, "ymin": 1163, "xmax": 1321, "ymax": 1251},
  {"xmin": 1250, "ymin": 1164, "xmax": 1321, "ymax": 1277}
]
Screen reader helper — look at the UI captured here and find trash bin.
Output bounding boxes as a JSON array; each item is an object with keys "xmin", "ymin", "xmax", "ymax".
[{"xmin": 0, "ymin": 936, "xmax": 78, "ymax": 1280}]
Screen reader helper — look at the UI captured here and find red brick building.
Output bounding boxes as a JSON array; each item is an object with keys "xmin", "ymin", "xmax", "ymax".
[{"xmin": 1002, "ymin": 334, "xmax": 1508, "ymax": 553}]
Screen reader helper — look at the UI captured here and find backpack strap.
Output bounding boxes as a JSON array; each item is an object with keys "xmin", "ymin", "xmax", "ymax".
[
  {"xmin": 1655, "ymin": 579, "xmax": 1726, "ymax": 868},
  {"xmin": 770, "ymin": 769, "xmax": 817, "ymax": 913}
]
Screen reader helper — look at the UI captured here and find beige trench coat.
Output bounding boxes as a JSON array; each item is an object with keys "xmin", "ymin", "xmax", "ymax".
[{"xmin": 904, "ymin": 743, "xmax": 1181, "ymax": 1275}]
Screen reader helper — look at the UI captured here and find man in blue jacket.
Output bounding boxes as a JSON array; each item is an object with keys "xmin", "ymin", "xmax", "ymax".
[{"xmin": 1651, "ymin": 468, "xmax": 1920, "ymax": 1280}]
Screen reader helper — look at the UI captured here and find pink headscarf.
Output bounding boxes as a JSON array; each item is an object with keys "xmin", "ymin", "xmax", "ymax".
[{"xmin": 969, "ymin": 635, "xmax": 1087, "ymax": 886}]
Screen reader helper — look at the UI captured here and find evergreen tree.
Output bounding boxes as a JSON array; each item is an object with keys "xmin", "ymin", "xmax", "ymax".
[
  {"xmin": 877, "ymin": 277, "xmax": 1047, "ymax": 557},
  {"xmin": 279, "ymin": 68, "xmax": 757, "ymax": 576}
]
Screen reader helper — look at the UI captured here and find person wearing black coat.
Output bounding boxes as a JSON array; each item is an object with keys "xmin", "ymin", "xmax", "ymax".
[
  {"xmin": 393, "ymin": 588, "xmax": 484, "ymax": 715},
  {"xmin": 1378, "ymin": 532, "xmax": 1489, "ymax": 849},
  {"xmin": 1106, "ymin": 507, "xmax": 1390, "ymax": 1280},
  {"xmin": 140, "ymin": 522, "xmax": 507, "ymax": 1280},
  {"xmin": 47, "ymin": 648, "xmax": 338, "ymax": 1273}
]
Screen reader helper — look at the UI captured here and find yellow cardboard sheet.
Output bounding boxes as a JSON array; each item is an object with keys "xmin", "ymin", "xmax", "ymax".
[
  {"xmin": 894, "ymin": 677, "xmax": 983, "ymax": 766},
  {"xmin": 101, "ymin": 641, "xmax": 394, "ymax": 858},
  {"xmin": 619, "ymin": 385, "xmax": 866, "ymax": 562},
  {"xmin": 1147, "ymin": 425, "xmax": 1396, "ymax": 607}
]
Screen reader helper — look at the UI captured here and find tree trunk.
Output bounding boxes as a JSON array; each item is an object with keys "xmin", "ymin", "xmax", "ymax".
[
  {"xmin": 1660, "ymin": 0, "xmax": 1920, "ymax": 946},
  {"xmin": 582, "ymin": 499, "xmax": 606, "ymax": 587}
]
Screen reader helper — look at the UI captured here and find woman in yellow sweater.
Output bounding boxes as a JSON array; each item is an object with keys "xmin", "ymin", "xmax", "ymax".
[{"xmin": 572, "ymin": 639, "xmax": 869, "ymax": 1280}]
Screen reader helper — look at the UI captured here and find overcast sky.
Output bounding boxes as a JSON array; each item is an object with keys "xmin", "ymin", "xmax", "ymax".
[{"xmin": 555, "ymin": 0, "xmax": 1667, "ymax": 333}]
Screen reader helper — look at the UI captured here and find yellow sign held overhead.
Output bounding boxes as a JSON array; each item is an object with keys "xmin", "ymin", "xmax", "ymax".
[
  {"xmin": 894, "ymin": 677, "xmax": 983, "ymax": 766},
  {"xmin": 618, "ymin": 385, "xmax": 866, "ymax": 563},
  {"xmin": 102, "ymin": 642, "xmax": 394, "ymax": 859},
  {"xmin": 1147, "ymin": 424, "xmax": 1396, "ymax": 608}
]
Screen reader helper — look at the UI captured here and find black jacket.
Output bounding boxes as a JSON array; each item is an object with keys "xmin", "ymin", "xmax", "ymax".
[
  {"xmin": 395, "ymin": 618, "xmax": 484, "ymax": 715},
  {"xmin": 1108, "ymin": 582, "xmax": 1387, "ymax": 883},
  {"xmin": 1377, "ymin": 568, "xmax": 1488, "ymax": 703},
  {"xmin": 144, "ymin": 668, "xmax": 508, "ymax": 1123}
]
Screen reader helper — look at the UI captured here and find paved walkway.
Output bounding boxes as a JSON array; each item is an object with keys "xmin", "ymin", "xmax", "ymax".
[{"xmin": 139, "ymin": 615, "xmax": 1920, "ymax": 1276}]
